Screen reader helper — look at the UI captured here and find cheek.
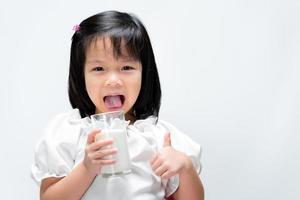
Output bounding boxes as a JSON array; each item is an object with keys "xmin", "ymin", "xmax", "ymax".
[
  {"xmin": 85, "ymin": 77, "xmax": 100, "ymax": 103},
  {"xmin": 86, "ymin": 87, "xmax": 95, "ymax": 102},
  {"xmin": 135, "ymin": 81, "xmax": 142, "ymax": 96},
  {"xmin": 124, "ymin": 76, "xmax": 141, "ymax": 104},
  {"xmin": 130, "ymin": 76, "xmax": 142, "ymax": 100}
]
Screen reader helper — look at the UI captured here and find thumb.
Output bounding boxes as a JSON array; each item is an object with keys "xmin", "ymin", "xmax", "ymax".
[
  {"xmin": 163, "ymin": 132, "xmax": 172, "ymax": 147},
  {"xmin": 87, "ymin": 128, "xmax": 100, "ymax": 144}
]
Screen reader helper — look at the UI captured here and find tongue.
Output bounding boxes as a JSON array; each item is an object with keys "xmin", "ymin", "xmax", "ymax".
[{"xmin": 104, "ymin": 96, "xmax": 122, "ymax": 109}]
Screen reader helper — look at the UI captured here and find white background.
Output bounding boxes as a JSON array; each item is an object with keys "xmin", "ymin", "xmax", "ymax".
[{"xmin": 1, "ymin": 0, "xmax": 299, "ymax": 199}]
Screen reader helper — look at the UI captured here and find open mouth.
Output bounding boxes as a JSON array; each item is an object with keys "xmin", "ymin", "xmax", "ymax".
[{"xmin": 103, "ymin": 95, "xmax": 125, "ymax": 110}]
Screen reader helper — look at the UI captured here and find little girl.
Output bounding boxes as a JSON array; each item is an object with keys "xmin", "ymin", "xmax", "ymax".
[{"xmin": 32, "ymin": 11, "xmax": 204, "ymax": 200}]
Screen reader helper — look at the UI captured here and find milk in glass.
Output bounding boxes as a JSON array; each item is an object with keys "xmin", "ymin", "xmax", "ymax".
[{"xmin": 91, "ymin": 111, "xmax": 131, "ymax": 177}]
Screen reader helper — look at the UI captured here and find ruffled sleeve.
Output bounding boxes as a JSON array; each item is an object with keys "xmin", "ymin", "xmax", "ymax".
[
  {"xmin": 31, "ymin": 109, "xmax": 86, "ymax": 185},
  {"xmin": 157, "ymin": 120, "xmax": 202, "ymax": 197}
]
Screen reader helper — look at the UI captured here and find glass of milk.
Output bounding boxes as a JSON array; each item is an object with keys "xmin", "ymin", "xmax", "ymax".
[{"xmin": 91, "ymin": 110, "xmax": 131, "ymax": 177}]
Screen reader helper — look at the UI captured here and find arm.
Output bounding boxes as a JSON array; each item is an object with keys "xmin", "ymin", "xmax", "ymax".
[
  {"xmin": 40, "ymin": 162, "xmax": 96, "ymax": 200},
  {"xmin": 40, "ymin": 129, "xmax": 117, "ymax": 200},
  {"xmin": 170, "ymin": 156, "xmax": 204, "ymax": 200}
]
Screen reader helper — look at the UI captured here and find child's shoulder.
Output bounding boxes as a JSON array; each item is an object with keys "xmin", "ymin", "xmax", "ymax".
[
  {"xmin": 133, "ymin": 116, "xmax": 184, "ymax": 135},
  {"xmin": 47, "ymin": 108, "xmax": 89, "ymax": 126},
  {"xmin": 157, "ymin": 119, "xmax": 200, "ymax": 148},
  {"xmin": 43, "ymin": 109, "xmax": 88, "ymax": 140},
  {"xmin": 47, "ymin": 108, "xmax": 84, "ymax": 123},
  {"xmin": 133, "ymin": 116, "xmax": 201, "ymax": 150}
]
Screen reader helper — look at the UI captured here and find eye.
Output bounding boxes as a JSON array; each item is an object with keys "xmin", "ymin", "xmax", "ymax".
[
  {"xmin": 121, "ymin": 66, "xmax": 134, "ymax": 71},
  {"xmin": 93, "ymin": 66, "xmax": 104, "ymax": 71}
]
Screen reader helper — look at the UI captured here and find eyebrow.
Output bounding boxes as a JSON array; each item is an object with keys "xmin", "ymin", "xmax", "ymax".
[{"xmin": 86, "ymin": 57, "xmax": 138, "ymax": 64}]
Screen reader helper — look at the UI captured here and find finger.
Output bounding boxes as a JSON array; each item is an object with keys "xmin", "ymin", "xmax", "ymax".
[
  {"xmin": 92, "ymin": 159, "xmax": 116, "ymax": 165},
  {"xmin": 154, "ymin": 165, "xmax": 168, "ymax": 177},
  {"xmin": 100, "ymin": 159, "xmax": 116, "ymax": 165},
  {"xmin": 161, "ymin": 170, "xmax": 176, "ymax": 179},
  {"xmin": 87, "ymin": 128, "xmax": 101, "ymax": 144},
  {"xmin": 151, "ymin": 158, "xmax": 162, "ymax": 171},
  {"xmin": 92, "ymin": 148, "xmax": 118, "ymax": 159},
  {"xmin": 163, "ymin": 132, "xmax": 171, "ymax": 147},
  {"xmin": 90, "ymin": 139, "xmax": 114, "ymax": 151},
  {"xmin": 149, "ymin": 153, "xmax": 158, "ymax": 165}
]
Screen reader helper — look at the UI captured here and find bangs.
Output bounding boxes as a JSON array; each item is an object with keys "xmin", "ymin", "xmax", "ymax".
[{"xmin": 83, "ymin": 26, "xmax": 144, "ymax": 61}]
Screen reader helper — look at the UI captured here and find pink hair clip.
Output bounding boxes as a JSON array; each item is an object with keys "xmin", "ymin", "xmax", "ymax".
[{"xmin": 72, "ymin": 24, "xmax": 80, "ymax": 32}]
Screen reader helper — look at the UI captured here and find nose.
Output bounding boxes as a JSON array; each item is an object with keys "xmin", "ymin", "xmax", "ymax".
[{"xmin": 105, "ymin": 72, "xmax": 122, "ymax": 87}]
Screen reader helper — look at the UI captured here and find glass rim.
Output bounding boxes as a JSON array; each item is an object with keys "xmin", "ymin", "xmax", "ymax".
[{"xmin": 90, "ymin": 110, "xmax": 125, "ymax": 118}]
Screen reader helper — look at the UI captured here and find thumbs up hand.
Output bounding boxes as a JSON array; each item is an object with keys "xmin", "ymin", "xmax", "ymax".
[{"xmin": 150, "ymin": 132, "xmax": 191, "ymax": 179}]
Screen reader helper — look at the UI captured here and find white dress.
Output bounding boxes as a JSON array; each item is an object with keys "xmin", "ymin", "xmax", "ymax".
[{"xmin": 31, "ymin": 109, "xmax": 202, "ymax": 200}]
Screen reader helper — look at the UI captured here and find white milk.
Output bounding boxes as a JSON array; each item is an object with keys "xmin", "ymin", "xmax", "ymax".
[{"xmin": 95, "ymin": 129, "xmax": 131, "ymax": 177}]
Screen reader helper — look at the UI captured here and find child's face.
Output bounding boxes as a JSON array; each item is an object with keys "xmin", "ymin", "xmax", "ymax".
[{"xmin": 84, "ymin": 37, "xmax": 142, "ymax": 116}]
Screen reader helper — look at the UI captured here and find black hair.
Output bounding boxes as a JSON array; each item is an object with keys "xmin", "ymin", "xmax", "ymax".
[{"xmin": 68, "ymin": 11, "xmax": 161, "ymax": 119}]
